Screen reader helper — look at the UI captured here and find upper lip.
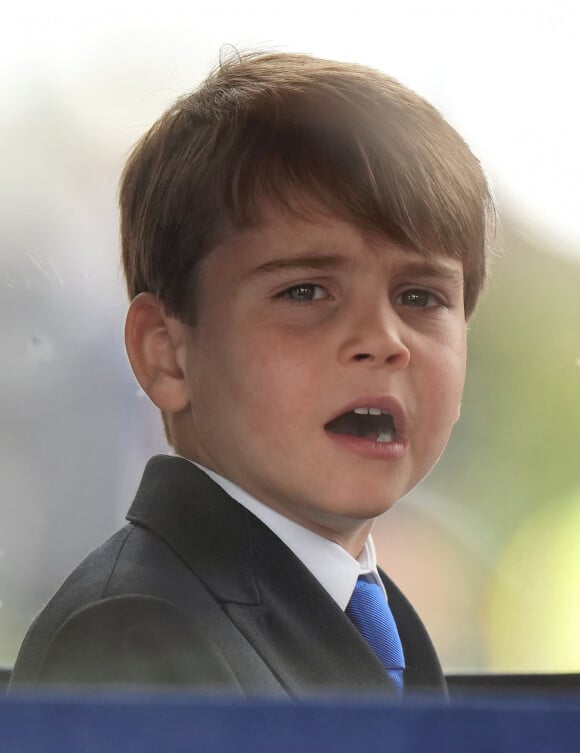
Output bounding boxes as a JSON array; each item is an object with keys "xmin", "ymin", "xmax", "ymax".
[{"xmin": 325, "ymin": 396, "xmax": 407, "ymax": 436}]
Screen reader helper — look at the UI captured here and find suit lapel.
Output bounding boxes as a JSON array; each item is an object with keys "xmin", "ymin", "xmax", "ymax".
[
  {"xmin": 225, "ymin": 514, "xmax": 395, "ymax": 697},
  {"xmin": 128, "ymin": 456, "xmax": 440, "ymax": 696},
  {"xmin": 127, "ymin": 455, "xmax": 261, "ymax": 606},
  {"xmin": 378, "ymin": 570, "xmax": 447, "ymax": 693}
]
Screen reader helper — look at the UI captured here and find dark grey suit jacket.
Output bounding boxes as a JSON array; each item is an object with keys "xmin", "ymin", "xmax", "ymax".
[{"xmin": 10, "ymin": 455, "xmax": 446, "ymax": 696}]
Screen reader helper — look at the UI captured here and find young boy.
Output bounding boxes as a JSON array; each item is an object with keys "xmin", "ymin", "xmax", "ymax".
[{"xmin": 10, "ymin": 52, "xmax": 493, "ymax": 695}]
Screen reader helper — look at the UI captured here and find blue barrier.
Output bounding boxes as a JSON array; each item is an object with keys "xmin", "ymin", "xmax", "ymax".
[{"xmin": 1, "ymin": 694, "xmax": 580, "ymax": 753}]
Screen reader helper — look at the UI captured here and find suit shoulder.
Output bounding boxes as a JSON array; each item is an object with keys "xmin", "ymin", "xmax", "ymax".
[
  {"xmin": 11, "ymin": 594, "xmax": 242, "ymax": 692},
  {"xmin": 10, "ymin": 524, "xmax": 228, "ymax": 689}
]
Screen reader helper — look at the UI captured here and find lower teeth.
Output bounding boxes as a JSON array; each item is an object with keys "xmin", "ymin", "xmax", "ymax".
[{"xmin": 376, "ymin": 432, "xmax": 393, "ymax": 443}]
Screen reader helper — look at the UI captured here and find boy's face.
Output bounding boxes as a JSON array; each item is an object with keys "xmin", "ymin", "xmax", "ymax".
[{"xmin": 173, "ymin": 202, "xmax": 467, "ymax": 552}]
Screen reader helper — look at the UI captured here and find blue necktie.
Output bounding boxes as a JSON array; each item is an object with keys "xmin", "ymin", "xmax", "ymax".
[{"xmin": 346, "ymin": 576, "xmax": 405, "ymax": 690}]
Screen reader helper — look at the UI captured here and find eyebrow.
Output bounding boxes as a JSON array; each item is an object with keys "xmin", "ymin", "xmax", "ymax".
[
  {"xmin": 243, "ymin": 252, "xmax": 464, "ymax": 294},
  {"xmin": 397, "ymin": 260, "xmax": 464, "ymax": 288},
  {"xmin": 245, "ymin": 253, "xmax": 349, "ymax": 277}
]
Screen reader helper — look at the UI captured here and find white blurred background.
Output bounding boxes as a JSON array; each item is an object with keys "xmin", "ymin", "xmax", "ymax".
[{"xmin": 1, "ymin": 0, "xmax": 579, "ymax": 673}]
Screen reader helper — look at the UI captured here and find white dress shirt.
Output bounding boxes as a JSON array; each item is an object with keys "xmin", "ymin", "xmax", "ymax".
[{"xmin": 189, "ymin": 460, "xmax": 388, "ymax": 610}]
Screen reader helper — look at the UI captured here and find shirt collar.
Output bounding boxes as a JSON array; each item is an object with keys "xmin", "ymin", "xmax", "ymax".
[{"xmin": 187, "ymin": 459, "xmax": 386, "ymax": 610}]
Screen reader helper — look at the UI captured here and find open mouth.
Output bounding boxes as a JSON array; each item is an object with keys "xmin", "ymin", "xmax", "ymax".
[{"xmin": 325, "ymin": 407, "xmax": 396, "ymax": 443}]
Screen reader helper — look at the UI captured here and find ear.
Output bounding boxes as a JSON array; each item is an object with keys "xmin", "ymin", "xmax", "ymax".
[{"xmin": 124, "ymin": 293, "xmax": 190, "ymax": 413}]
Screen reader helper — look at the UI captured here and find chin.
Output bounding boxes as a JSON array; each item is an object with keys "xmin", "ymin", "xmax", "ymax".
[
  {"xmin": 352, "ymin": 500, "xmax": 400, "ymax": 520},
  {"xmin": 323, "ymin": 490, "xmax": 402, "ymax": 522}
]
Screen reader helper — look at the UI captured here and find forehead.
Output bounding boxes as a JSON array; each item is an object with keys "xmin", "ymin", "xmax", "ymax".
[{"xmin": 202, "ymin": 200, "xmax": 464, "ymax": 284}]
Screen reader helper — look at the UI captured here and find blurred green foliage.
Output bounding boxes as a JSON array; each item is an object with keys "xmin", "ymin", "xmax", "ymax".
[{"xmin": 485, "ymin": 483, "xmax": 580, "ymax": 671}]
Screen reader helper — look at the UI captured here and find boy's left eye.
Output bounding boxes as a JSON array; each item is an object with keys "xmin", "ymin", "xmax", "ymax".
[
  {"xmin": 281, "ymin": 284, "xmax": 327, "ymax": 302},
  {"xmin": 395, "ymin": 289, "xmax": 442, "ymax": 308}
]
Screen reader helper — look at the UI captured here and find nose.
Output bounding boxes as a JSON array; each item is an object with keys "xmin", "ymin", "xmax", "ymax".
[{"xmin": 338, "ymin": 300, "xmax": 411, "ymax": 370}]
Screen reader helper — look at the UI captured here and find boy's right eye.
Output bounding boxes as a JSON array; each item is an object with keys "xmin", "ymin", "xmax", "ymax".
[{"xmin": 280, "ymin": 284, "xmax": 327, "ymax": 303}]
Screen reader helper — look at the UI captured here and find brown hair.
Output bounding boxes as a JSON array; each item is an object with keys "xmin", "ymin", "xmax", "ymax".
[{"xmin": 120, "ymin": 51, "xmax": 495, "ymax": 324}]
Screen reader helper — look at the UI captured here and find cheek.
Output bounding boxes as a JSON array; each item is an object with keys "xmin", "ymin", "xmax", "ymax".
[
  {"xmin": 423, "ymin": 341, "xmax": 466, "ymax": 424},
  {"xmin": 439, "ymin": 328, "xmax": 467, "ymax": 386},
  {"xmin": 439, "ymin": 356, "xmax": 466, "ymax": 429},
  {"xmin": 193, "ymin": 333, "xmax": 298, "ymax": 421},
  {"xmin": 239, "ymin": 339, "xmax": 324, "ymax": 447},
  {"xmin": 243, "ymin": 330, "xmax": 320, "ymax": 390}
]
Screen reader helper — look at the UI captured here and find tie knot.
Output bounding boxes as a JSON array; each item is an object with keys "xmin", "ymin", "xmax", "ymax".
[{"xmin": 346, "ymin": 577, "xmax": 405, "ymax": 688}]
